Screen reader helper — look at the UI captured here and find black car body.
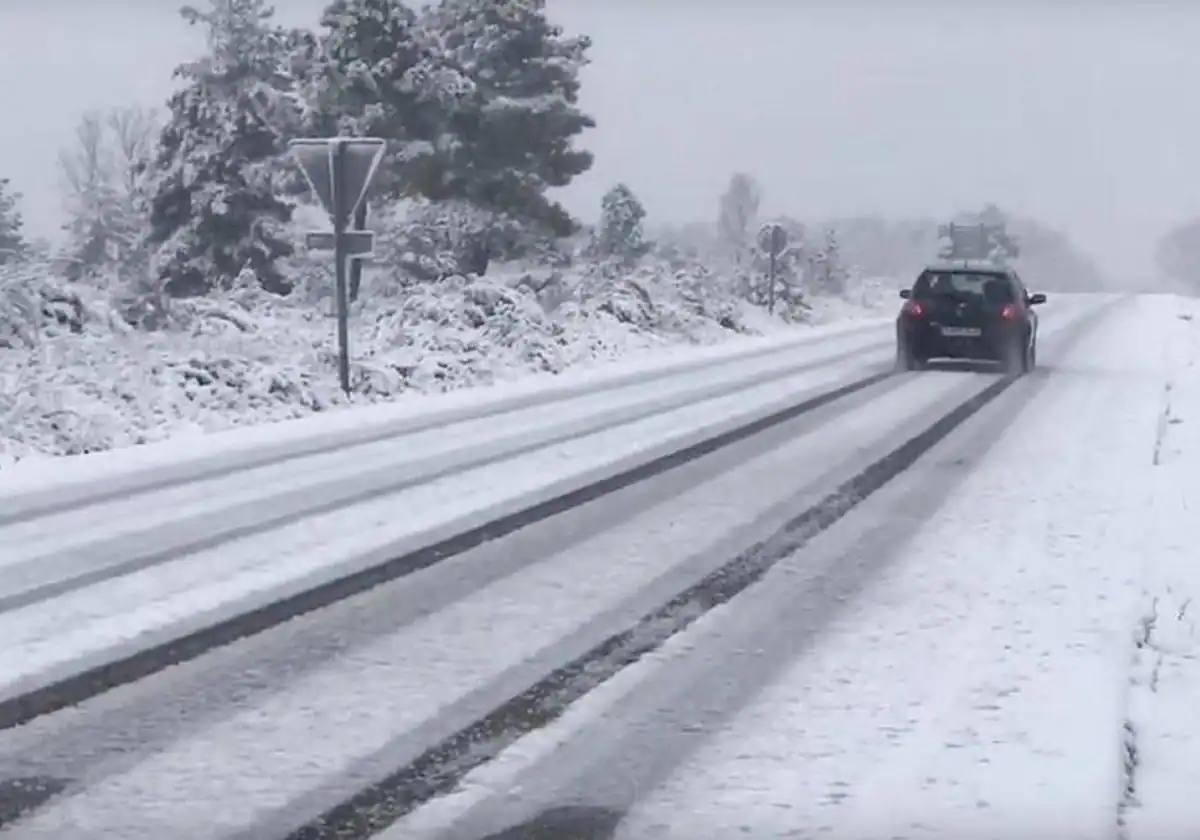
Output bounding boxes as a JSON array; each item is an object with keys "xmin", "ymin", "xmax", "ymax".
[{"xmin": 896, "ymin": 262, "xmax": 1046, "ymax": 372}]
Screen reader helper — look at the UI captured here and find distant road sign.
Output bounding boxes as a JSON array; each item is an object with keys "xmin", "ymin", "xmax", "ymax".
[
  {"xmin": 305, "ymin": 230, "xmax": 375, "ymax": 258},
  {"xmin": 289, "ymin": 137, "xmax": 386, "ymax": 224},
  {"xmin": 758, "ymin": 223, "xmax": 788, "ymax": 257},
  {"xmin": 757, "ymin": 223, "xmax": 789, "ymax": 315}
]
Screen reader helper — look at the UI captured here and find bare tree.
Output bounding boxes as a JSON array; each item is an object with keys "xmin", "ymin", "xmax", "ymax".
[
  {"xmin": 107, "ymin": 106, "xmax": 158, "ymax": 203},
  {"xmin": 59, "ymin": 111, "xmax": 112, "ymax": 210},
  {"xmin": 717, "ymin": 172, "xmax": 761, "ymax": 265},
  {"xmin": 58, "ymin": 107, "xmax": 157, "ymax": 278}
]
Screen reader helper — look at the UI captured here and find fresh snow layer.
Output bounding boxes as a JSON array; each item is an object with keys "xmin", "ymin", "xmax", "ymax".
[
  {"xmin": 0, "ymin": 326, "xmax": 890, "ymax": 568},
  {"xmin": 1121, "ymin": 295, "xmax": 1200, "ymax": 840},
  {"xmin": 0, "ymin": 343, "xmax": 892, "ymax": 697},
  {"xmin": 384, "ymin": 294, "xmax": 1200, "ymax": 840},
  {"xmin": 604, "ymin": 295, "xmax": 1200, "ymax": 840},
  {"xmin": 0, "ymin": 316, "xmax": 888, "ymax": 506},
  {"xmin": 9, "ymin": 293, "xmax": 1200, "ymax": 840},
  {"xmin": 1, "ymin": 363, "xmax": 974, "ymax": 839}
]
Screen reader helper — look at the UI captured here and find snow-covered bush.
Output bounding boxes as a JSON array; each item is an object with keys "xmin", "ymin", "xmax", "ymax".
[
  {"xmin": 0, "ymin": 178, "xmax": 26, "ymax": 265},
  {"xmin": 357, "ymin": 272, "xmax": 566, "ymax": 392},
  {"xmin": 0, "ymin": 245, "xmax": 895, "ymax": 466},
  {"xmin": 0, "ymin": 261, "xmax": 133, "ymax": 348}
]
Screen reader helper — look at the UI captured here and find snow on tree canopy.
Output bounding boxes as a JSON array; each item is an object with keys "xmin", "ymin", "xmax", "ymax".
[
  {"xmin": 0, "ymin": 178, "xmax": 26, "ymax": 265},
  {"xmin": 306, "ymin": 0, "xmax": 474, "ymax": 202},
  {"xmin": 594, "ymin": 183, "xmax": 648, "ymax": 261},
  {"xmin": 424, "ymin": 0, "xmax": 595, "ymax": 236},
  {"xmin": 143, "ymin": 0, "xmax": 308, "ymax": 297}
]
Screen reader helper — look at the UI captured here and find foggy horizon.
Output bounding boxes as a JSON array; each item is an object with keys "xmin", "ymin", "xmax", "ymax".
[{"xmin": 5, "ymin": 1, "xmax": 1200, "ymax": 283}]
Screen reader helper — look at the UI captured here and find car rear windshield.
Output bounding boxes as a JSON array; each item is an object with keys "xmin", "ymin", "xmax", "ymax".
[{"xmin": 913, "ymin": 271, "xmax": 1015, "ymax": 303}]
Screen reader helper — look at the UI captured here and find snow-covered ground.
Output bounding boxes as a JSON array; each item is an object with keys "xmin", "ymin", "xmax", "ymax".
[
  {"xmin": 0, "ymin": 327, "xmax": 893, "ymax": 700},
  {"xmin": 385, "ymin": 295, "xmax": 1200, "ymax": 840},
  {"xmin": 4, "ymin": 294, "xmax": 1198, "ymax": 840},
  {"xmin": 0, "ymin": 256, "xmax": 897, "ymax": 469}
]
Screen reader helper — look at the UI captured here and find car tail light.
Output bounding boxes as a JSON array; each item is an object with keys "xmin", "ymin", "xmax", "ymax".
[
  {"xmin": 1000, "ymin": 303, "xmax": 1019, "ymax": 321},
  {"xmin": 903, "ymin": 300, "xmax": 925, "ymax": 318}
]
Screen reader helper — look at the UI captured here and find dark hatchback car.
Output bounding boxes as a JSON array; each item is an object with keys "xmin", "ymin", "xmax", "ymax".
[{"xmin": 896, "ymin": 264, "xmax": 1047, "ymax": 373}]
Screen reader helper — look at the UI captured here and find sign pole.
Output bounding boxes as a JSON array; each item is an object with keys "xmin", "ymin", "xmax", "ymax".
[
  {"xmin": 768, "ymin": 248, "xmax": 777, "ymax": 315},
  {"xmin": 332, "ymin": 141, "xmax": 351, "ymax": 396},
  {"xmin": 349, "ymin": 203, "xmax": 368, "ymax": 303}
]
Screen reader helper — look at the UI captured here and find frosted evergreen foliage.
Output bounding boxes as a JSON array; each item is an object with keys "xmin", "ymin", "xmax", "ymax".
[
  {"xmin": 0, "ymin": 179, "xmax": 25, "ymax": 265},
  {"xmin": 143, "ymin": 0, "xmax": 309, "ymax": 297},
  {"xmin": 303, "ymin": 0, "xmax": 473, "ymax": 202},
  {"xmin": 427, "ymin": 0, "xmax": 594, "ymax": 235},
  {"xmin": 594, "ymin": 183, "xmax": 647, "ymax": 261}
]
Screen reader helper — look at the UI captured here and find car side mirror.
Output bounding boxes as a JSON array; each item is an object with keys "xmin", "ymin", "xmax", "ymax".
[
  {"xmin": 1027, "ymin": 293, "xmax": 1047, "ymax": 306},
  {"xmin": 899, "ymin": 289, "xmax": 912, "ymax": 299}
]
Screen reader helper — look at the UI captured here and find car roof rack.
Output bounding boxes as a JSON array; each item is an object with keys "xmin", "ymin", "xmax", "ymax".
[{"xmin": 923, "ymin": 258, "xmax": 1008, "ymax": 273}]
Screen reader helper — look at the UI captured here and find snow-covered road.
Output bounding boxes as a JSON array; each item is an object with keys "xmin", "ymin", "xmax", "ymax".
[{"xmin": 2, "ymin": 293, "xmax": 1198, "ymax": 840}]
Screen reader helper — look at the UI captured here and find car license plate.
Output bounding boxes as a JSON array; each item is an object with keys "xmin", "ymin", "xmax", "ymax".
[{"xmin": 941, "ymin": 326, "xmax": 981, "ymax": 337}]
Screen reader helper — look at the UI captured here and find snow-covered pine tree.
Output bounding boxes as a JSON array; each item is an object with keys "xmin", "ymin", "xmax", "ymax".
[
  {"xmin": 143, "ymin": 0, "xmax": 308, "ymax": 297},
  {"xmin": 593, "ymin": 183, "xmax": 647, "ymax": 261},
  {"xmin": 0, "ymin": 179, "xmax": 25, "ymax": 265},
  {"xmin": 305, "ymin": 0, "xmax": 473, "ymax": 202},
  {"xmin": 813, "ymin": 228, "xmax": 849, "ymax": 294},
  {"xmin": 717, "ymin": 173, "xmax": 761, "ymax": 266},
  {"xmin": 428, "ymin": 0, "xmax": 594, "ymax": 236}
]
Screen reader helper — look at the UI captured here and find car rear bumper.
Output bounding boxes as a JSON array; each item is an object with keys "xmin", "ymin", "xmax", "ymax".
[{"xmin": 898, "ymin": 322, "xmax": 1021, "ymax": 361}]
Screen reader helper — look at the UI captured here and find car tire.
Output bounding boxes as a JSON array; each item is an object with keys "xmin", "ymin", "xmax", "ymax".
[
  {"xmin": 1002, "ymin": 337, "xmax": 1026, "ymax": 375},
  {"xmin": 897, "ymin": 343, "xmax": 925, "ymax": 372}
]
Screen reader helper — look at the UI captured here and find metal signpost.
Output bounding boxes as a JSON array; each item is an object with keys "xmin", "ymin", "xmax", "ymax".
[
  {"xmin": 758, "ymin": 223, "xmax": 788, "ymax": 315},
  {"xmin": 348, "ymin": 203, "xmax": 369, "ymax": 303},
  {"xmin": 288, "ymin": 137, "xmax": 386, "ymax": 395}
]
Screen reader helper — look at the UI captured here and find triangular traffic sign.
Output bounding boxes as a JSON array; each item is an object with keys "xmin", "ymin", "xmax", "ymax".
[
  {"xmin": 288, "ymin": 138, "xmax": 386, "ymax": 224},
  {"xmin": 289, "ymin": 139, "xmax": 336, "ymax": 218},
  {"xmin": 335, "ymin": 139, "xmax": 386, "ymax": 223}
]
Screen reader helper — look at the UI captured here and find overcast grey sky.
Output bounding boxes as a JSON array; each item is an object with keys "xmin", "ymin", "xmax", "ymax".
[{"xmin": 4, "ymin": 1, "xmax": 1200, "ymax": 281}]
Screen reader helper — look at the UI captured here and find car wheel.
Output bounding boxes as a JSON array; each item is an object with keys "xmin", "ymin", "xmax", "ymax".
[
  {"xmin": 1002, "ymin": 337, "xmax": 1026, "ymax": 375},
  {"xmin": 896, "ymin": 343, "xmax": 925, "ymax": 372}
]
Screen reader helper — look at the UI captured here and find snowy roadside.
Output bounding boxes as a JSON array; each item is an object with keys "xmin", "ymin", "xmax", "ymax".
[
  {"xmin": 0, "ymin": 261, "xmax": 897, "ymax": 473},
  {"xmin": 1122, "ymin": 295, "xmax": 1200, "ymax": 840}
]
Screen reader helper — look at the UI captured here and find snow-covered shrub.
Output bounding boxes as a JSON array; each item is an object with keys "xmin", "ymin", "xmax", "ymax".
[
  {"xmin": 374, "ymin": 201, "xmax": 485, "ymax": 285},
  {"xmin": 0, "ymin": 178, "xmax": 26, "ymax": 265},
  {"xmin": 357, "ymin": 273, "xmax": 566, "ymax": 392},
  {"xmin": 375, "ymin": 198, "xmax": 571, "ymax": 287},
  {"xmin": 0, "ymin": 264, "xmax": 41, "ymax": 349},
  {"xmin": 672, "ymin": 263, "xmax": 748, "ymax": 332},
  {"xmin": 0, "ymin": 261, "xmax": 133, "ymax": 348},
  {"xmin": 0, "ymin": 234, "xmax": 891, "ymax": 466}
]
